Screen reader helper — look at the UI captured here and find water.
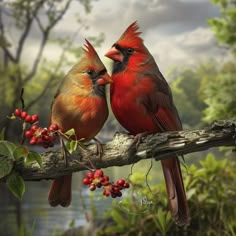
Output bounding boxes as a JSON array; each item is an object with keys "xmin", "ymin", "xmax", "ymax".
[{"xmin": 0, "ymin": 175, "xmax": 113, "ymax": 236}]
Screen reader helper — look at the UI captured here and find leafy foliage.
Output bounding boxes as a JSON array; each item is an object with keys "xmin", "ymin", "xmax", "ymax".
[
  {"xmin": 98, "ymin": 154, "xmax": 236, "ymax": 235},
  {"xmin": 170, "ymin": 67, "xmax": 207, "ymax": 128},
  {"xmin": 201, "ymin": 61, "xmax": 236, "ymax": 122},
  {"xmin": 0, "ymin": 0, "xmax": 103, "ymax": 137},
  {"xmin": 208, "ymin": 0, "xmax": 236, "ymax": 55},
  {"xmin": 0, "ymin": 138, "xmax": 42, "ymax": 199}
]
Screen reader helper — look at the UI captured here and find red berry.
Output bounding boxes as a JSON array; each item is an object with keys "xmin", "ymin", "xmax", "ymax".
[
  {"xmin": 49, "ymin": 124, "xmax": 59, "ymax": 131},
  {"xmin": 89, "ymin": 184, "xmax": 96, "ymax": 191},
  {"xmin": 21, "ymin": 111, "xmax": 27, "ymax": 119},
  {"xmin": 14, "ymin": 109, "xmax": 21, "ymax": 116},
  {"xmin": 41, "ymin": 128, "xmax": 48, "ymax": 135},
  {"xmin": 37, "ymin": 138, "xmax": 43, "ymax": 144},
  {"xmin": 31, "ymin": 115, "xmax": 39, "ymax": 123},
  {"xmin": 83, "ymin": 178, "xmax": 91, "ymax": 185},
  {"xmin": 111, "ymin": 192, "xmax": 117, "ymax": 198},
  {"xmin": 117, "ymin": 191, "xmax": 122, "ymax": 197},
  {"xmin": 24, "ymin": 115, "xmax": 32, "ymax": 123},
  {"xmin": 31, "ymin": 125, "xmax": 39, "ymax": 132},
  {"xmin": 102, "ymin": 175, "xmax": 109, "ymax": 182},
  {"xmin": 42, "ymin": 135, "xmax": 50, "ymax": 141},
  {"xmin": 96, "ymin": 182, "xmax": 102, "ymax": 188},
  {"xmin": 86, "ymin": 171, "xmax": 94, "ymax": 179},
  {"xmin": 117, "ymin": 185, "xmax": 124, "ymax": 190},
  {"xmin": 30, "ymin": 137, "xmax": 38, "ymax": 145},
  {"xmin": 101, "ymin": 181, "xmax": 110, "ymax": 186},
  {"xmin": 123, "ymin": 182, "xmax": 130, "ymax": 188},
  {"xmin": 25, "ymin": 130, "xmax": 33, "ymax": 138},
  {"xmin": 94, "ymin": 169, "xmax": 104, "ymax": 178},
  {"xmin": 103, "ymin": 189, "xmax": 110, "ymax": 197},
  {"xmin": 116, "ymin": 179, "xmax": 125, "ymax": 186},
  {"xmin": 112, "ymin": 186, "xmax": 119, "ymax": 193}
]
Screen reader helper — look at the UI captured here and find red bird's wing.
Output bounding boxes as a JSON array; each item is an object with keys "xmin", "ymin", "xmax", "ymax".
[
  {"xmin": 141, "ymin": 71, "xmax": 182, "ymax": 132},
  {"xmin": 141, "ymin": 72, "xmax": 190, "ymax": 225}
]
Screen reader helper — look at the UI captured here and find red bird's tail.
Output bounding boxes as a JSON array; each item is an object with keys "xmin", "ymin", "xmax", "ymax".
[
  {"xmin": 161, "ymin": 157, "xmax": 190, "ymax": 225},
  {"xmin": 48, "ymin": 174, "xmax": 72, "ymax": 207}
]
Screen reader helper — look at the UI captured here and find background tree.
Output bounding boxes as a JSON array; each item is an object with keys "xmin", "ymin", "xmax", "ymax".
[
  {"xmin": 0, "ymin": 0, "xmax": 104, "ymax": 139},
  {"xmin": 208, "ymin": 0, "xmax": 236, "ymax": 54}
]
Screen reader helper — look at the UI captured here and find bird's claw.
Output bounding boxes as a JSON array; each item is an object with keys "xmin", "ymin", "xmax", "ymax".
[
  {"xmin": 131, "ymin": 132, "xmax": 150, "ymax": 150},
  {"xmin": 93, "ymin": 137, "xmax": 104, "ymax": 159}
]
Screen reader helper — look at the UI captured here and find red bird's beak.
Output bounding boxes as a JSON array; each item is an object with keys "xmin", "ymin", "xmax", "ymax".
[
  {"xmin": 105, "ymin": 47, "xmax": 123, "ymax": 62},
  {"xmin": 97, "ymin": 72, "xmax": 113, "ymax": 85}
]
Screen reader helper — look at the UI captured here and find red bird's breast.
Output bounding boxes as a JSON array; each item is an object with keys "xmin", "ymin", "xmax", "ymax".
[{"xmin": 110, "ymin": 72, "xmax": 159, "ymax": 135}]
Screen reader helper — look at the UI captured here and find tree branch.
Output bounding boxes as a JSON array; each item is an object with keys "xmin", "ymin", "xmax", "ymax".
[
  {"xmin": 15, "ymin": 0, "xmax": 45, "ymax": 62},
  {"xmin": 23, "ymin": 0, "xmax": 72, "ymax": 85},
  {"xmin": 0, "ymin": 8, "xmax": 16, "ymax": 63},
  {"xmin": 14, "ymin": 120, "xmax": 236, "ymax": 181}
]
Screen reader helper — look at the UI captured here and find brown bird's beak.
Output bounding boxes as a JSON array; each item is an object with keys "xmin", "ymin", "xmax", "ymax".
[
  {"xmin": 97, "ymin": 72, "xmax": 113, "ymax": 85},
  {"xmin": 105, "ymin": 47, "xmax": 123, "ymax": 62}
]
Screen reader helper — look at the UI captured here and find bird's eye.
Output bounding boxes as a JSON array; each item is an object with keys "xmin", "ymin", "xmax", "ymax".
[
  {"xmin": 127, "ymin": 48, "xmax": 134, "ymax": 54},
  {"xmin": 86, "ymin": 70, "xmax": 93, "ymax": 75}
]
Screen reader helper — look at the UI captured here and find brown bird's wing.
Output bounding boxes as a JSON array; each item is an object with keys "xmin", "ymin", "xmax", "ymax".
[
  {"xmin": 141, "ymin": 71, "xmax": 190, "ymax": 225},
  {"xmin": 48, "ymin": 87, "xmax": 72, "ymax": 207}
]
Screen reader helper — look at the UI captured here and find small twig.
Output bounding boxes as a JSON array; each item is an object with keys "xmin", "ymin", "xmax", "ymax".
[
  {"xmin": 78, "ymin": 188, "xmax": 91, "ymax": 222},
  {"xmin": 128, "ymin": 163, "xmax": 135, "ymax": 180},
  {"xmin": 20, "ymin": 88, "xmax": 25, "ymax": 110},
  {"xmin": 145, "ymin": 157, "xmax": 153, "ymax": 193},
  {"xmin": 20, "ymin": 122, "xmax": 27, "ymax": 145},
  {"xmin": 20, "ymin": 88, "xmax": 26, "ymax": 144}
]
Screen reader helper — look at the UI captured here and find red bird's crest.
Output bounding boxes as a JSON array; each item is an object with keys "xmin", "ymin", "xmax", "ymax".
[{"xmin": 117, "ymin": 21, "xmax": 143, "ymax": 47}]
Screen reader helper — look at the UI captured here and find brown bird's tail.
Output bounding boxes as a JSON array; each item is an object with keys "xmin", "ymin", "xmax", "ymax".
[
  {"xmin": 161, "ymin": 157, "xmax": 190, "ymax": 225},
  {"xmin": 48, "ymin": 174, "xmax": 72, "ymax": 207}
]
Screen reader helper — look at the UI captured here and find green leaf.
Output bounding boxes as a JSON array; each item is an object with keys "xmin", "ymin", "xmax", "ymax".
[
  {"xmin": 0, "ymin": 141, "xmax": 16, "ymax": 158},
  {"xmin": 13, "ymin": 146, "xmax": 29, "ymax": 160},
  {"xmin": 68, "ymin": 140, "xmax": 78, "ymax": 154},
  {"xmin": 0, "ymin": 141, "xmax": 16, "ymax": 179},
  {"xmin": 6, "ymin": 172, "xmax": 25, "ymax": 199},
  {"xmin": 0, "ymin": 155, "xmax": 14, "ymax": 179},
  {"xmin": 64, "ymin": 128, "xmax": 76, "ymax": 137},
  {"xmin": 26, "ymin": 152, "xmax": 42, "ymax": 167}
]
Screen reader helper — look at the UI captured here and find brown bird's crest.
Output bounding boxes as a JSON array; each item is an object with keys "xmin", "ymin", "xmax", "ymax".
[
  {"xmin": 81, "ymin": 39, "xmax": 104, "ymax": 70},
  {"xmin": 83, "ymin": 39, "xmax": 99, "ymax": 59},
  {"xmin": 117, "ymin": 21, "xmax": 143, "ymax": 47}
]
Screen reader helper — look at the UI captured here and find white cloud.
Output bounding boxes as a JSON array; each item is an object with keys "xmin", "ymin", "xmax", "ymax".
[
  {"xmin": 17, "ymin": 0, "xmax": 225, "ymax": 75},
  {"xmin": 144, "ymin": 27, "xmax": 226, "ymax": 73}
]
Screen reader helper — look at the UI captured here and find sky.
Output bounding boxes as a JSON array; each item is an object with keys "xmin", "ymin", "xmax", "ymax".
[
  {"xmin": 15, "ymin": 0, "xmax": 228, "ymax": 75},
  {"xmin": 49, "ymin": 0, "xmax": 227, "ymax": 74}
]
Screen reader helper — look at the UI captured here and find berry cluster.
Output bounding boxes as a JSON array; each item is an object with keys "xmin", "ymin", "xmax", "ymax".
[
  {"xmin": 14, "ymin": 109, "xmax": 39, "ymax": 124},
  {"xmin": 14, "ymin": 108, "xmax": 60, "ymax": 148},
  {"xmin": 83, "ymin": 169, "xmax": 130, "ymax": 198},
  {"xmin": 24, "ymin": 124, "xmax": 59, "ymax": 148}
]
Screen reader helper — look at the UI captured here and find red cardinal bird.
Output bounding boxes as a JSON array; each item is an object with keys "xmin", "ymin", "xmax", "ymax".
[
  {"xmin": 48, "ymin": 39, "xmax": 112, "ymax": 207},
  {"xmin": 105, "ymin": 22, "xmax": 190, "ymax": 225}
]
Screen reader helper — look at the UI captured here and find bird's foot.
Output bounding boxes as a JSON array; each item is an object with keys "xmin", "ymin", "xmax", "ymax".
[
  {"xmin": 59, "ymin": 137, "xmax": 71, "ymax": 167},
  {"xmin": 93, "ymin": 137, "xmax": 103, "ymax": 159},
  {"xmin": 132, "ymin": 132, "xmax": 150, "ymax": 150}
]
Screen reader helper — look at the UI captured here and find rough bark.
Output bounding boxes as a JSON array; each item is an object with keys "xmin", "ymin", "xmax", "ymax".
[{"xmin": 16, "ymin": 120, "xmax": 236, "ymax": 181}]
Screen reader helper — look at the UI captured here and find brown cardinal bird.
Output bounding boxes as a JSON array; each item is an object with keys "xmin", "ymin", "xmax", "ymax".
[
  {"xmin": 48, "ymin": 39, "xmax": 112, "ymax": 207},
  {"xmin": 105, "ymin": 22, "xmax": 190, "ymax": 225}
]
